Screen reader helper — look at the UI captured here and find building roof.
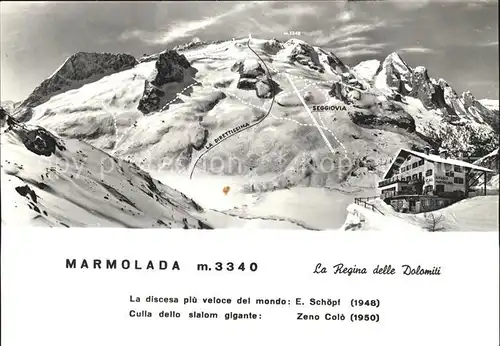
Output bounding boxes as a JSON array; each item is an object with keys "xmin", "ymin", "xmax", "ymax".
[{"xmin": 383, "ymin": 148, "xmax": 494, "ymax": 179}]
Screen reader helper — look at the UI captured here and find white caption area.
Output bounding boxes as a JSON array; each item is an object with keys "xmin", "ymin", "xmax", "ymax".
[{"xmin": 2, "ymin": 228, "xmax": 499, "ymax": 346}]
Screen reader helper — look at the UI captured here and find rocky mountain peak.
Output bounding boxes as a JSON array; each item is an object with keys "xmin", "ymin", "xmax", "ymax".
[
  {"xmin": 409, "ymin": 65, "xmax": 435, "ymax": 108},
  {"xmin": 21, "ymin": 52, "xmax": 137, "ymax": 109},
  {"xmin": 137, "ymin": 50, "xmax": 192, "ymax": 114},
  {"xmin": 462, "ymin": 90, "xmax": 476, "ymax": 108},
  {"xmin": 375, "ymin": 52, "xmax": 412, "ymax": 94},
  {"xmin": 264, "ymin": 38, "xmax": 285, "ymax": 53}
]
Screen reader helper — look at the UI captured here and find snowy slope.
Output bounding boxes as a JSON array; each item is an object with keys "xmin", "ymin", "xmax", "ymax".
[
  {"xmin": 1, "ymin": 121, "xmax": 212, "ymax": 228},
  {"xmin": 4, "ymin": 36, "xmax": 498, "ymax": 229},
  {"xmin": 25, "ymin": 38, "xmax": 432, "ymax": 193},
  {"xmin": 479, "ymin": 99, "xmax": 499, "ymax": 112},
  {"xmin": 342, "ymin": 197, "xmax": 498, "ymax": 232},
  {"xmin": 352, "ymin": 59, "xmax": 380, "ymax": 84}
]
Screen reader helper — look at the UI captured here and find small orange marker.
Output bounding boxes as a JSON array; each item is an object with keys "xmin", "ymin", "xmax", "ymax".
[{"xmin": 222, "ymin": 186, "xmax": 230, "ymax": 195}]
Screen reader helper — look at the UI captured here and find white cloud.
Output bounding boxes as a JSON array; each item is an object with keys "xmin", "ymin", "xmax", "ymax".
[
  {"xmin": 265, "ymin": 3, "xmax": 317, "ymax": 18},
  {"xmin": 336, "ymin": 11, "xmax": 353, "ymax": 23},
  {"xmin": 335, "ymin": 36, "xmax": 370, "ymax": 45},
  {"xmin": 387, "ymin": 0, "xmax": 431, "ymax": 10},
  {"xmin": 119, "ymin": 2, "xmax": 264, "ymax": 45},
  {"xmin": 477, "ymin": 41, "xmax": 498, "ymax": 47},
  {"xmin": 335, "ymin": 49, "xmax": 382, "ymax": 58},
  {"xmin": 312, "ymin": 22, "xmax": 387, "ymax": 46},
  {"xmin": 398, "ymin": 47, "xmax": 435, "ymax": 54},
  {"xmin": 334, "ymin": 42, "xmax": 387, "ymax": 52}
]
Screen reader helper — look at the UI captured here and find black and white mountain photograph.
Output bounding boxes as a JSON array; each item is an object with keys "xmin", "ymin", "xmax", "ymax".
[{"xmin": 1, "ymin": 0, "xmax": 498, "ymax": 231}]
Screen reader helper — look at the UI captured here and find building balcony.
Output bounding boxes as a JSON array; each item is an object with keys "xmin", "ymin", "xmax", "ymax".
[
  {"xmin": 378, "ymin": 176, "xmax": 423, "ymax": 188},
  {"xmin": 381, "ymin": 190, "xmax": 465, "ymax": 200}
]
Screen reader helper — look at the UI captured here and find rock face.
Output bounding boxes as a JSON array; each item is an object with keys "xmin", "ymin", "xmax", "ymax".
[
  {"xmin": 285, "ymin": 40, "xmax": 348, "ymax": 74},
  {"xmin": 287, "ymin": 41, "xmax": 323, "ymax": 71},
  {"xmin": 0, "ymin": 106, "xmax": 6, "ymax": 125},
  {"xmin": 21, "ymin": 52, "xmax": 137, "ymax": 108},
  {"xmin": 374, "ymin": 52, "xmax": 498, "ymax": 141},
  {"xmin": 375, "ymin": 52, "xmax": 413, "ymax": 94},
  {"xmin": 235, "ymin": 59, "xmax": 280, "ymax": 98},
  {"xmin": 409, "ymin": 66, "xmax": 435, "ymax": 108},
  {"xmin": 349, "ymin": 102, "xmax": 416, "ymax": 132},
  {"xmin": 329, "ymin": 72, "xmax": 366, "ymax": 104},
  {"xmin": 137, "ymin": 50, "xmax": 191, "ymax": 114},
  {"xmin": 462, "ymin": 91, "xmax": 499, "ymax": 133},
  {"xmin": 13, "ymin": 106, "xmax": 34, "ymax": 122},
  {"xmin": 264, "ymin": 38, "xmax": 284, "ymax": 54},
  {"xmin": 8, "ymin": 122, "xmax": 66, "ymax": 157}
]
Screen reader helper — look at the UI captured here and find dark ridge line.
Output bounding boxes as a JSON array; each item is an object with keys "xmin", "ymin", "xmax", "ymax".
[{"xmin": 189, "ymin": 38, "xmax": 276, "ymax": 179}]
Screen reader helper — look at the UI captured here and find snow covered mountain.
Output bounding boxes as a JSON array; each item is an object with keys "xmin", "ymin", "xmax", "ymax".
[
  {"xmin": 19, "ymin": 52, "xmax": 138, "ymax": 111},
  {"xmin": 2, "ymin": 36, "xmax": 498, "ymax": 229},
  {"xmin": 1, "ymin": 118, "xmax": 212, "ymax": 228}
]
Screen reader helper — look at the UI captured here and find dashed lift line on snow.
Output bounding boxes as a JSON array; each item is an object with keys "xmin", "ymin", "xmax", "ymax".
[
  {"xmin": 99, "ymin": 39, "xmax": 359, "ymax": 174},
  {"xmin": 204, "ymin": 80, "xmax": 348, "ymax": 157},
  {"xmin": 188, "ymin": 37, "xmax": 276, "ymax": 180},
  {"xmin": 285, "ymin": 74, "xmax": 339, "ymax": 160}
]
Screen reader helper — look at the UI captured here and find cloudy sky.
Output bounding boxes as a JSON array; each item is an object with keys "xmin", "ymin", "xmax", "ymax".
[{"xmin": 1, "ymin": 0, "xmax": 498, "ymax": 102}]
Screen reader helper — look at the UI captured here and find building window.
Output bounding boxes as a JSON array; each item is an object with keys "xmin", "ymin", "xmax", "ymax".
[
  {"xmin": 426, "ymin": 169, "xmax": 433, "ymax": 177},
  {"xmin": 412, "ymin": 174, "xmax": 418, "ymax": 180},
  {"xmin": 454, "ymin": 166, "xmax": 462, "ymax": 172},
  {"xmin": 412, "ymin": 162, "xmax": 418, "ymax": 169},
  {"xmin": 445, "ymin": 171, "xmax": 454, "ymax": 177},
  {"xmin": 454, "ymin": 177, "xmax": 464, "ymax": 184},
  {"xmin": 419, "ymin": 159, "xmax": 424, "ymax": 166}
]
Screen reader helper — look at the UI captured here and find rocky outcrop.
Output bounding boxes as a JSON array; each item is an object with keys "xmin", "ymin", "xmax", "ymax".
[
  {"xmin": 287, "ymin": 41, "xmax": 324, "ymax": 72},
  {"xmin": 21, "ymin": 52, "xmax": 137, "ymax": 108},
  {"xmin": 9, "ymin": 122, "xmax": 66, "ymax": 157},
  {"xmin": 462, "ymin": 90, "xmax": 475, "ymax": 108},
  {"xmin": 0, "ymin": 106, "xmax": 7, "ymax": 127},
  {"xmin": 235, "ymin": 59, "xmax": 280, "ymax": 98},
  {"xmin": 173, "ymin": 38, "xmax": 225, "ymax": 52},
  {"xmin": 409, "ymin": 66, "xmax": 435, "ymax": 108},
  {"xmin": 461, "ymin": 91, "xmax": 499, "ymax": 133},
  {"xmin": 375, "ymin": 53, "xmax": 413, "ymax": 94},
  {"xmin": 137, "ymin": 50, "xmax": 191, "ymax": 114},
  {"xmin": 329, "ymin": 72, "xmax": 365, "ymax": 104},
  {"xmin": 264, "ymin": 38, "xmax": 285, "ymax": 54},
  {"xmin": 349, "ymin": 108, "xmax": 416, "ymax": 132},
  {"xmin": 12, "ymin": 106, "xmax": 34, "ymax": 122}
]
